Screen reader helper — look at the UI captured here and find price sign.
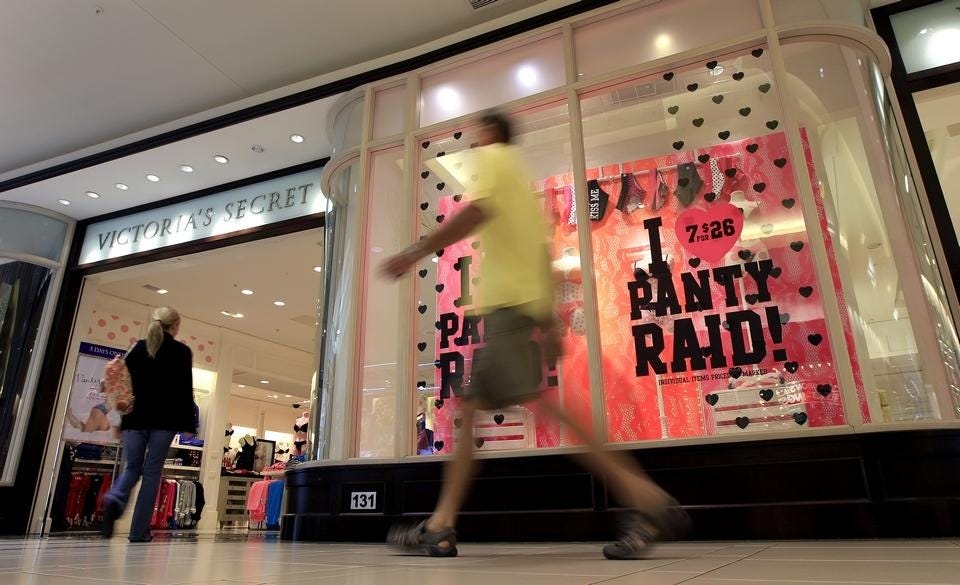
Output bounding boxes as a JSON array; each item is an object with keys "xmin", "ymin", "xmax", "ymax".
[
  {"xmin": 674, "ymin": 202, "xmax": 744, "ymax": 262},
  {"xmin": 349, "ymin": 491, "xmax": 377, "ymax": 511}
]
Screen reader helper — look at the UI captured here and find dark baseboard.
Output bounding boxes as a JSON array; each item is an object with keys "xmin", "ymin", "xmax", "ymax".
[{"xmin": 281, "ymin": 429, "xmax": 960, "ymax": 541}]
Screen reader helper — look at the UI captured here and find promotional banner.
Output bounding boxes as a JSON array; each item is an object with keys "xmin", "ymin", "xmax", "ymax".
[{"xmin": 63, "ymin": 342, "xmax": 125, "ymax": 444}]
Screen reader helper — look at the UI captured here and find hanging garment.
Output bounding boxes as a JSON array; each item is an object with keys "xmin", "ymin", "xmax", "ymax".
[
  {"xmin": 586, "ymin": 179, "xmax": 610, "ymax": 221},
  {"xmin": 674, "ymin": 163, "xmax": 704, "ymax": 207},
  {"xmin": 616, "ymin": 173, "xmax": 646, "ymax": 213},
  {"xmin": 266, "ymin": 480, "xmax": 285, "ymax": 530},
  {"xmin": 652, "ymin": 171, "xmax": 670, "ymax": 211}
]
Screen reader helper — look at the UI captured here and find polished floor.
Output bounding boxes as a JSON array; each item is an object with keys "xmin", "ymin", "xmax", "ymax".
[{"xmin": 2, "ymin": 536, "xmax": 960, "ymax": 584}]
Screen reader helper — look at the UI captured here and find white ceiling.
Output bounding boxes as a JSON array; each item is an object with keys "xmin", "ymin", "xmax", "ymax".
[{"xmin": 0, "ymin": 0, "xmax": 560, "ymax": 186}]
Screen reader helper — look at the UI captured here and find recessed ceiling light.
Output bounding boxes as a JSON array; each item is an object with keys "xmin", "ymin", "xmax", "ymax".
[
  {"xmin": 241, "ymin": 289, "xmax": 254, "ymax": 295},
  {"xmin": 115, "ymin": 183, "xmax": 129, "ymax": 190},
  {"xmin": 260, "ymin": 379, "xmax": 270, "ymax": 384},
  {"xmin": 180, "ymin": 164, "xmax": 194, "ymax": 173},
  {"xmin": 220, "ymin": 310, "xmax": 244, "ymax": 319},
  {"xmin": 920, "ymin": 28, "xmax": 930, "ymax": 35},
  {"xmin": 156, "ymin": 289, "xmax": 169, "ymax": 295},
  {"xmin": 58, "ymin": 199, "xmax": 71, "ymax": 206},
  {"xmin": 290, "ymin": 134, "xmax": 305, "ymax": 143},
  {"xmin": 214, "ymin": 155, "xmax": 229, "ymax": 164},
  {"xmin": 146, "ymin": 174, "xmax": 160, "ymax": 182},
  {"xmin": 85, "ymin": 191, "xmax": 100, "ymax": 199},
  {"xmin": 274, "ymin": 300, "xmax": 286, "ymax": 307},
  {"xmin": 284, "ymin": 394, "xmax": 292, "ymax": 398},
  {"xmin": 313, "ymin": 266, "xmax": 323, "ymax": 273},
  {"xmin": 238, "ymin": 384, "xmax": 246, "ymax": 388}
]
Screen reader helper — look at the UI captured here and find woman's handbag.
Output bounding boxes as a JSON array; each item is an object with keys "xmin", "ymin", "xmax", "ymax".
[{"xmin": 102, "ymin": 352, "xmax": 134, "ymax": 415}]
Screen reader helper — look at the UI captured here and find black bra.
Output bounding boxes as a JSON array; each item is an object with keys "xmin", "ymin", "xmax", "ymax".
[
  {"xmin": 225, "ymin": 429, "xmax": 234, "ymax": 436},
  {"xmin": 276, "ymin": 449, "xmax": 289, "ymax": 455},
  {"xmin": 293, "ymin": 424, "xmax": 308, "ymax": 433}
]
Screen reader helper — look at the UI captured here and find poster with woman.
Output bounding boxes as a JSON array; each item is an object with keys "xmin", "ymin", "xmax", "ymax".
[{"xmin": 63, "ymin": 342, "xmax": 125, "ymax": 444}]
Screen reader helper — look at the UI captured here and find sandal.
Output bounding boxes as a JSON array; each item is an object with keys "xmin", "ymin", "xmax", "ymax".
[
  {"xmin": 387, "ymin": 520, "xmax": 458, "ymax": 557},
  {"xmin": 603, "ymin": 499, "xmax": 691, "ymax": 560}
]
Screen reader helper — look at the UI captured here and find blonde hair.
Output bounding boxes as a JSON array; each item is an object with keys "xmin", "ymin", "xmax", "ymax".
[{"xmin": 146, "ymin": 306, "xmax": 180, "ymax": 357}]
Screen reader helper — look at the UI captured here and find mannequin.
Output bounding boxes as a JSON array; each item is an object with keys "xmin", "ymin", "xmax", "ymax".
[
  {"xmin": 234, "ymin": 435, "xmax": 256, "ymax": 471},
  {"xmin": 292, "ymin": 412, "xmax": 309, "ymax": 457}
]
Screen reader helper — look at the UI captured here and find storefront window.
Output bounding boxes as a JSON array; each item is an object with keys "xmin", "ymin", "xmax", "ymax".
[
  {"xmin": 411, "ymin": 100, "xmax": 592, "ymax": 455},
  {"xmin": 914, "ymin": 83, "xmax": 960, "ymax": 242},
  {"xmin": 579, "ymin": 45, "xmax": 848, "ymax": 441},
  {"xmin": 890, "ymin": 0, "xmax": 960, "ymax": 74},
  {"xmin": 372, "ymin": 85, "xmax": 407, "ymax": 140},
  {"xmin": 573, "ymin": 0, "xmax": 762, "ymax": 81},
  {"xmin": 782, "ymin": 41, "xmax": 960, "ymax": 422}
]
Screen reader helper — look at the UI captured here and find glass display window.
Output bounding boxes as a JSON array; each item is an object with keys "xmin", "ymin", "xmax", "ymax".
[
  {"xmin": 579, "ymin": 45, "xmax": 849, "ymax": 442},
  {"xmin": 372, "ymin": 84, "xmax": 407, "ymax": 140}
]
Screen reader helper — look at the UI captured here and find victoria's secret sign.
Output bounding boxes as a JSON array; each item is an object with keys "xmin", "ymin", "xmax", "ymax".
[{"xmin": 79, "ymin": 169, "xmax": 326, "ymax": 265}]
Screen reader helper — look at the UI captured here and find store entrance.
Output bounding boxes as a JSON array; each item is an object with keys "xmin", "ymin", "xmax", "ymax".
[{"xmin": 45, "ymin": 228, "xmax": 324, "ymax": 536}]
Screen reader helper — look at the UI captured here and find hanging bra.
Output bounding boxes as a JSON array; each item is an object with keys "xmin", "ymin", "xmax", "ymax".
[
  {"xmin": 616, "ymin": 173, "xmax": 646, "ymax": 213},
  {"xmin": 224, "ymin": 429, "xmax": 234, "ymax": 437},
  {"xmin": 293, "ymin": 423, "xmax": 308, "ymax": 434}
]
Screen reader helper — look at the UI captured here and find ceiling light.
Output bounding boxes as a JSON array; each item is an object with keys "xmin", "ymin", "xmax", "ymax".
[
  {"xmin": 146, "ymin": 174, "xmax": 160, "ymax": 182},
  {"xmin": 436, "ymin": 86, "xmax": 461, "ymax": 112},
  {"xmin": 220, "ymin": 311, "xmax": 244, "ymax": 319},
  {"xmin": 214, "ymin": 155, "xmax": 229, "ymax": 164},
  {"xmin": 313, "ymin": 266, "xmax": 323, "ymax": 273},
  {"xmin": 285, "ymin": 394, "xmax": 292, "ymax": 398},
  {"xmin": 274, "ymin": 300, "xmax": 286, "ymax": 307},
  {"xmin": 241, "ymin": 289, "xmax": 254, "ymax": 295},
  {"xmin": 920, "ymin": 28, "xmax": 930, "ymax": 35},
  {"xmin": 260, "ymin": 380, "xmax": 270, "ymax": 384},
  {"xmin": 115, "ymin": 183, "xmax": 129, "ymax": 190},
  {"xmin": 156, "ymin": 289, "xmax": 169, "ymax": 295},
  {"xmin": 58, "ymin": 199, "xmax": 71, "ymax": 206},
  {"xmin": 180, "ymin": 164, "xmax": 194, "ymax": 173},
  {"xmin": 85, "ymin": 191, "xmax": 100, "ymax": 199},
  {"xmin": 238, "ymin": 384, "xmax": 246, "ymax": 388},
  {"xmin": 515, "ymin": 65, "xmax": 539, "ymax": 88},
  {"xmin": 290, "ymin": 134, "xmax": 305, "ymax": 143}
]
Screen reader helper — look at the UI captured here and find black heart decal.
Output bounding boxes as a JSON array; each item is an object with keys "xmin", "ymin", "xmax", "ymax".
[
  {"xmin": 739, "ymin": 107, "xmax": 752, "ymax": 117},
  {"xmin": 673, "ymin": 140, "xmax": 685, "ymax": 151},
  {"xmin": 771, "ymin": 267, "xmax": 783, "ymax": 278},
  {"xmin": 420, "ymin": 202, "xmax": 429, "ymax": 210},
  {"xmin": 738, "ymin": 250, "xmax": 753, "ymax": 261},
  {"xmin": 668, "ymin": 105, "xmax": 679, "ymax": 115},
  {"xmin": 435, "ymin": 398, "xmax": 444, "ymax": 409},
  {"xmin": 705, "ymin": 192, "xmax": 717, "ymax": 202},
  {"xmin": 782, "ymin": 198, "xmax": 796, "ymax": 209},
  {"xmin": 733, "ymin": 71, "xmax": 745, "ymax": 81},
  {"xmin": 454, "ymin": 194, "xmax": 463, "ymax": 202},
  {"xmin": 808, "ymin": 333, "xmax": 823, "ymax": 346},
  {"xmin": 753, "ymin": 182, "xmax": 766, "ymax": 193},
  {"xmin": 780, "ymin": 312, "xmax": 790, "ymax": 324},
  {"xmin": 454, "ymin": 261, "xmax": 461, "ymax": 271},
  {"xmin": 758, "ymin": 83, "xmax": 772, "ymax": 93},
  {"xmin": 761, "ymin": 223, "xmax": 774, "ymax": 235},
  {"xmin": 729, "ymin": 366, "xmax": 743, "ymax": 379},
  {"xmin": 663, "ymin": 72, "xmax": 675, "ymax": 81},
  {"xmin": 435, "ymin": 359, "xmax": 442, "ymax": 368},
  {"xmin": 435, "ymin": 321, "xmax": 442, "ymax": 330},
  {"xmin": 421, "ymin": 171, "xmax": 430, "ymax": 179},
  {"xmin": 687, "ymin": 83, "xmax": 699, "ymax": 92},
  {"xmin": 435, "ymin": 284, "xmax": 444, "ymax": 293},
  {"xmin": 722, "ymin": 320, "xmax": 730, "ymax": 330},
  {"xmin": 712, "ymin": 95, "xmax": 724, "ymax": 104},
  {"xmin": 436, "ymin": 215, "xmax": 445, "ymax": 223},
  {"xmin": 418, "ymin": 269, "xmax": 428, "ymax": 278},
  {"xmin": 421, "ymin": 141, "xmax": 430, "ymax": 149},
  {"xmin": 799, "ymin": 286, "xmax": 814, "ymax": 298},
  {"xmin": 474, "ymin": 438, "xmax": 485, "ymax": 448},
  {"xmin": 436, "ymin": 182, "xmax": 445, "ymax": 191},
  {"xmin": 417, "ymin": 381, "xmax": 426, "ymax": 389},
  {"xmin": 785, "ymin": 361, "xmax": 800, "ymax": 374},
  {"xmin": 418, "ymin": 305, "xmax": 427, "ymax": 315},
  {"xmin": 493, "ymin": 414, "xmax": 505, "ymax": 425},
  {"xmin": 453, "ymin": 131, "xmax": 463, "ymax": 139},
  {"xmin": 735, "ymin": 417, "xmax": 750, "ymax": 429},
  {"xmin": 471, "ymin": 241, "xmax": 480, "ymax": 249},
  {"xmin": 434, "ymin": 440, "xmax": 444, "ymax": 451},
  {"xmin": 774, "ymin": 158, "xmax": 787, "ymax": 168},
  {"xmin": 678, "ymin": 177, "xmax": 690, "ymax": 187},
  {"xmin": 692, "ymin": 118, "xmax": 704, "ymax": 127},
  {"xmin": 793, "ymin": 412, "xmax": 808, "ymax": 425},
  {"xmin": 746, "ymin": 143, "xmax": 759, "ymax": 153},
  {"xmin": 453, "ymin": 299, "xmax": 462, "ymax": 308},
  {"xmin": 752, "ymin": 48, "xmax": 764, "ymax": 58},
  {"xmin": 454, "ymin": 418, "xmax": 463, "ymax": 428},
  {"xmin": 707, "ymin": 60, "xmax": 719, "ymax": 69},
  {"xmin": 759, "ymin": 389, "xmax": 774, "ymax": 401},
  {"xmin": 745, "ymin": 293, "xmax": 759, "ymax": 305},
  {"xmin": 725, "ymin": 168, "xmax": 738, "ymax": 178},
  {"xmin": 418, "ymin": 342, "xmax": 427, "ymax": 352},
  {"xmin": 790, "ymin": 241, "xmax": 804, "ymax": 253},
  {"xmin": 705, "ymin": 393, "xmax": 719, "ymax": 406},
  {"xmin": 436, "ymin": 249, "xmax": 445, "ymax": 257},
  {"xmin": 817, "ymin": 384, "xmax": 832, "ymax": 397},
  {"xmin": 718, "ymin": 130, "xmax": 731, "ymax": 140},
  {"xmin": 698, "ymin": 154, "xmax": 710, "ymax": 164},
  {"xmin": 689, "ymin": 258, "xmax": 701, "ymax": 268},
  {"xmin": 437, "ymin": 151, "xmax": 446, "ymax": 157},
  {"xmin": 766, "ymin": 120, "xmax": 779, "ymax": 130}
]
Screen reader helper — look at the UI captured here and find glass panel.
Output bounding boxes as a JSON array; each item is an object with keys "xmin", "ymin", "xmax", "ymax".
[
  {"xmin": 771, "ymin": 0, "xmax": 866, "ymax": 27},
  {"xmin": 373, "ymin": 85, "xmax": 407, "ymax": 140},
  {"xmin": 357, "ymin": 147, "xmax": 405, "ymax": 458},
  {"xmin": 330, "ymin": 95, "xmax": 366, "ymax": 156},
  {"xmin": 0, "ymin": 207, "xmax": 67, "ymax": 262},
  {"xmin": 0, "ymin": 260, "xmax": 52, "ymax": 469},
  {"xmin": 914, "ymin": 83, "xmax": 960, "ymax": 245},
  {"xmin": 419, "ymin": 35, "xmax": 565, "ymax": 128},
  {"xmin": 411, "ymin": 99, "xmax": 591, "ymax": 455},
  {"xmin": 890, "ymin": 0, "xmax": 960, "ymax": 74},
  {"xmin": 573, "ymin": 0, "xmax": 762, "ymax": 80},
  {"xmin": 782, "ymin": 40, "xmax": 960, "ymax": 422},
  {"xmin": 580, "ymin": 45, "xmax": 847, "ymax": 442}
]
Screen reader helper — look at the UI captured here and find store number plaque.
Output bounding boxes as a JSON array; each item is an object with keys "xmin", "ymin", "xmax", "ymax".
[{"xmin": 350, "ymin": 491, "xmax": 377, "ymax": 511}]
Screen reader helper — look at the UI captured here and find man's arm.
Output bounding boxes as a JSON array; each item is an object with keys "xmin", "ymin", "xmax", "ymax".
[{"xmin": 381, "ymin": 203, "xmax": 489, "ymax": 279}]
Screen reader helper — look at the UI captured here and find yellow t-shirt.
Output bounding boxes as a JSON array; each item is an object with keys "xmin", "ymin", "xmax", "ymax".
[{"xmin": 468, "ymin": 144, "xmax": 552, "ymax": 322}]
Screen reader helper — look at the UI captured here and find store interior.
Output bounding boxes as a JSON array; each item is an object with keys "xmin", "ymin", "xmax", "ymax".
[
  {"xmin": 915, "ymin": 82, "xmax": 960, "ymax": 249},
  {"xmin": 49, "ymin": 227, "xmax": 324, "ymax": 535}
]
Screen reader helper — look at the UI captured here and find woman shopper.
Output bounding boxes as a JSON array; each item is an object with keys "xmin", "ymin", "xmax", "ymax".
[{"xmin": 101, "ymin": 307, "xmax": 196, "ymax": 542}]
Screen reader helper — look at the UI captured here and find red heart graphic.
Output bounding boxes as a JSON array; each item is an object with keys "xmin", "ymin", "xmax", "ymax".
[{"xmin": 675, "ymin": 203, "xmax": 744, "ymax": 263}]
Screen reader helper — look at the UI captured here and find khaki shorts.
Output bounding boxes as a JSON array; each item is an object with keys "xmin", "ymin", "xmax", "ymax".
[{"xmin": 467, "ymin": 307, "xmax": 542, "ymax": 410}]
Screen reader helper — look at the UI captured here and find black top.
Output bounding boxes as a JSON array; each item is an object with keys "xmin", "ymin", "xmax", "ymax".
[{"xmin": 121, "ymin": 333, "xmax": 196, "ymax": 432}]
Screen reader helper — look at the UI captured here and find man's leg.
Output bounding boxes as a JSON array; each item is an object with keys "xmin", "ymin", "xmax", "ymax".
[
  {"xmin": 128, "ymin": 430, "xmax": 176, "ymax": 541},
  {"xmin": 426, "ymin": 399, "xmax": 479, "ymax": 535}
]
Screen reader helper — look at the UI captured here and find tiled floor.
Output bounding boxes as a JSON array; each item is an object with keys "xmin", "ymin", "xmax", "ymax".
[{"xmin": 2, "ymin": 536, "xmax": 960, "ymax": 584}]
